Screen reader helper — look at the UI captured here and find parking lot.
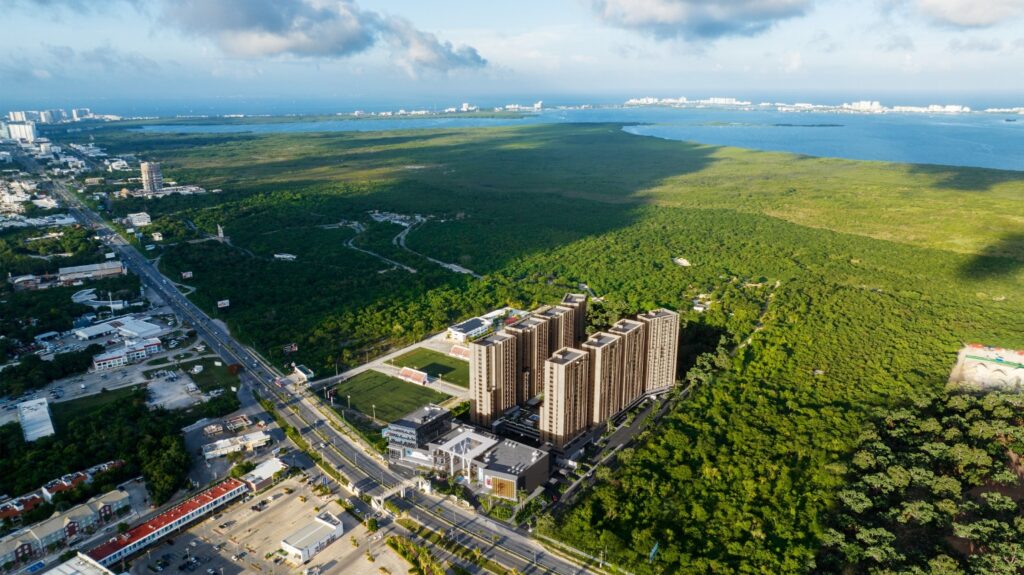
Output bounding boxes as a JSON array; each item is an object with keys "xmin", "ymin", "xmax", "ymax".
[{"xmin": 129, "ymin": 477, "xmax": 405, "ymax": 575}]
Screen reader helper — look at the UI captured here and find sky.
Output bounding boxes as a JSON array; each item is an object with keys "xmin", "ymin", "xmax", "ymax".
[{"xmin": 2, "ymin": 0, "xmax": 1023, "ymax": 112}]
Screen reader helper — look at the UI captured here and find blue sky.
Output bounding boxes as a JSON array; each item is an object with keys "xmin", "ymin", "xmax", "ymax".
[{"xmin": 3, "ymin": 0, "xmax": 1023, "ymax": 111}]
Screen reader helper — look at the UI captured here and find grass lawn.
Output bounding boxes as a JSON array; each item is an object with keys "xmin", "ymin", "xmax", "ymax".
[
  {"xmin": 146, "ymin": 357, "xmax": 170, "ymax": 366},
  {"xmin": 389, "ymin": 347, "xmax": 469, "ymax": 388},
  {"xmin": 177, "ymin": 357, "xmax": 239, "ymax": 392},
  {"xmin": 331, "ymin": 369, "xmax": 450, "ymax": 422},
  {"xmin": 51, "ymin": 386, "xmax": 141, "ymax": 430}
]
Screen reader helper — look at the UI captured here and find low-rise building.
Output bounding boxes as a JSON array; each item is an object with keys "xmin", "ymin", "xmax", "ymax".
[
  {"xmin": 281, "ymin": 512, "xmax": 344, "ymax": 564},
  {"xmin": 18, "ymin": 398, "xmax": 55, "ymax": 442},
  {"xmin": 41, "ymin": 472, "xmax": 89, "ymax": 501},
  {"xmin": 385, "ymin": 405, "xmax": 452, "ymax": 466},
  {"xmin": 448, "ymin": 317, "xmax": 489, "ymax": 343},
  {"xmin": 124, "ymin": 212, "xmax": 150, "ymax": 227},
  {"xmin": 201, "ymin": 431, "xmax": 271, "ymax": 460},
  {"xmin": 57, "ymin": 261, "xmax": 125, "ymax": 284},
  {"xmin": 92, "ymin": 338, "xmax": 163, "ymax": 371},
  {"xmin": 42, "ymin": 552, "xmax": 116, "ymax": 575},
  {"xmin": 241, "ymin": 458, "xmax": 288, "ymax": 492},
  {"xmin": 429, "ymin": 425, "xmax": 549, "ymax": 501},
  {"xmin": 87, "ymin": 479, "xmax": 248, "ymax": 567}
]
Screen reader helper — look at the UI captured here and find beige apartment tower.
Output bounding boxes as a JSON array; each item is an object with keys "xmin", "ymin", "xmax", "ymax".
[
  {"xmin": 609, "ymin": 318, "xmax": 647, "ymax": 408},
  {"xmin": 505, "ymin": 315, "xmax": 550, "ymax": 403},
  {"xmin": 638, "ymin": 308, "xmax": 680, "ymax": 393},
  {"xmin": 469, "ymin": 332, "xmax": 517, "ymax": 427},
  {"xmin": 536, "ymin": 305, "xmax": 575, "ymax": 353},
  {"xmin": 140, "ymin": 162, "xmax": 163, "ymax": 193},
  {"xmin": 582, "ymin": 332, "xmax": 624, "ymax": 425},
  {"xmin": 561, "ymin": 293, "xmax": 588, "ymax": 344},
  {"xmin": 541, "ymin": 347, "xmax": 591, "ymax": 449}
]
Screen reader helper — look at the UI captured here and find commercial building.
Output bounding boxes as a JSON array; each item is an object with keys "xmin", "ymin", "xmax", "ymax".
[
  {"xmin": 583, "ymin": 332, "xmax": 625, "ymax": 425},
  {"xmin": 42, "ymin": 553, "xmax": 116, "ymax": 575},
  {"xmin": 385, "ymin": 404, "xmax": 453, "ymax": 466},
  {"xmin": 505, "ymin": 314, "xmax": 550, "ymax": 403},
  {"xmin": 140, "ymin": 162, "xmax": 162, "ymax": 193},
  {"xmin": 540, "ymin": 348, "xmax": 591, "ymax": 448},
  {"xmin": 561, "ymin": 293, "xmax": 589, "ymax": 344},
  {"xmin": 8, "ymin": 121, "xmax": 37, "ymax": 143},
  {"xmin": 638, "ymin": 308, "xmax": 680, "ymax": 393},
  {"xmin": 609, "ymin": 318, "xmax": 647, "ymax": 411},
  {"xmin": 17, "ymin": 398, "xmax": 55, "ymax": 442},
  {"xmin": 58, "ymin": 261, "xmax": 125, "ymax": 284},
  {"xmin": 87, "ymin": 478, "xmax": 248, "ymax": 567},
  {"xmin": 281, "ymin": 511, "xmax": 344, "ymax": 564},
  {"xmin": 92, "ymin": 338, "xmax": 163, "ymax": 371},
  {"xmin": 949, "ymin": 344, "xmax": 1024, "ymax": 388},
  {"xmin": 241, "ymin": 457, "xmax": 288, "ymax": 492},
  {"xmin": 536, "ymin": 305, "xmax": 575, "ymax": 353},
  {"xmin": 72, "ymin": 109, "xmax": 91, "ymax": 122},
  {"xmin": 428, "ymin": 425, "xmax": 549, "ymax": 501},
  {"xmin": 469, "ymin": 332, "xmax": 517, "ymax": 427},
  {"xmin": 201, "ymin": 431, "xmax": 271, "ymax": 459},
  {"xmin": 125, "ymin": 212, "xmax": 151, "ymax": 228}
]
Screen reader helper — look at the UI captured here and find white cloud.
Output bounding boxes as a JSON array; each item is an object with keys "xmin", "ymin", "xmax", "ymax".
[
  {"xmin": 589, "ymin": 0, "xmax": 814, "ymax": 40},
  {"xmin": 891, "ymin": 0, "xmax": 1024, "ymax": 27}
]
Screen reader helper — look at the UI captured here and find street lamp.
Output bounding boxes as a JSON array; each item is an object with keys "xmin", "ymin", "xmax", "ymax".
[{"xmin": 372, "ymin": 404, "xmax": 376, "ymax": 421}]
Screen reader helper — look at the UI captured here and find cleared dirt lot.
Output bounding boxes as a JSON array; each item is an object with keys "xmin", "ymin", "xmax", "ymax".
[{"xmin": 131, "ymin": 476, "xmax": 405, "ymax": 575}]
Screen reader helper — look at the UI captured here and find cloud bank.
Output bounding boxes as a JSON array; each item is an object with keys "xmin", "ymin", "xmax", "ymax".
[
  {"xmin": 589, "ymin": 0, "xmax": 814, "ymax": 39},
  {"xmin": 162, "ymin": 0, "xmax": 486, "ymax": 73}
]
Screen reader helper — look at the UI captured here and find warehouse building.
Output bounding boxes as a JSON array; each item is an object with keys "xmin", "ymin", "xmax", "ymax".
[
  {"xmin": 281, "ymin": 511, "xmax": 344, "ymax": 564},
  {"xmin": 57, "ymin": 261, "xmax": 125, "ymax": 284},
  {"xmin": 42, "ymin": 553, "xmax": 115, "ymax": 575},
  {"xmin": 17, "ymin": 398, "xmax": 55, "ymax": 442}
]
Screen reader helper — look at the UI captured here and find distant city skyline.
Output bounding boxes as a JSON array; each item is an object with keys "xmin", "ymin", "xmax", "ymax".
[{"xmin": 3, "ymin": 0, "xmax": 1023, "ymax": 111}]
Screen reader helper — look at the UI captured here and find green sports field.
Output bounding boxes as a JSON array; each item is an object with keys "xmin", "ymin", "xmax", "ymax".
[
  {"xmin": 331, "ymin": 369, "xmax": 450, "ymax": 422},
  {"xmin": 390, "ymin": 347, "xmax": 470, "ymax": 388}
]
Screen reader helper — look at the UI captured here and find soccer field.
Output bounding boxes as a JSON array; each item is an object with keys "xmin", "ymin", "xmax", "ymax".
[
  {"xmin": 332, "ymin": 369, "xmax": 451, "ymax": 422},
  {"xmin": 390, "ymin": 347, "xmax": 470, "ymax": 388}
]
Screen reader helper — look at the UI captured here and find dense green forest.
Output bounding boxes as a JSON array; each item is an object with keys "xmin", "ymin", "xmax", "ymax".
[
  {"xmin": 817, "ymin": 389, "xmax": 1024, "ymax": 574},
  {"xmin": 71, "ymin": 122, "xmax": 1022, "ymax": 573},
  {"xmin": 0, "ymin": 387, "xmax": 239, "ymax": 505},
  {"xmin": 0, "ymin": 225, "xmax": 106, "ymax": 279}
]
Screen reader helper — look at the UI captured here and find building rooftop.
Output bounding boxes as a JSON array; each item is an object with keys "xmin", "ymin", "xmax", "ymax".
[
  {"xmin": 475, "ymin": 331, "xmax": 514, "ymax": 347},
  {"xmin": 42, "ymin": 553, "xmax": 114, "ymax": 575},
  {"xmin": 390, "ymin": 404, "xmax": 450, "ymax": 430},
  {"xmin": 546, "ymin": 347, "xmax": 587, "ymax": 365},
  {"xmin": 201, "ymin": 431, "xmax": 270, "ymax": 455},
  {"xmin": 431, "ymin": 425, "xmax": 499, "ymax": 461},
  {"xmin": 241, "ymin": 457, "xmax": 287, "ymax": 485},
  {"xmin": 451, "ymin": 317, "xmax": 487, "ymax": 334},
  {"xmin": 476, "ymin": 438, "xmax": 547, "ymax": 477},
  {"xmin": 17, "ymin": 398, "xmax": 55, "ymax": 441},
  {"xmin": 583, "ymin": 332, "xmax": 620, "ymax": 349},
  {"xmin": 536, "ymin": 305, "xmax": 572, "ymax": 319},
  {"xmin": 562, "ymin": 293, "xmax": 587, "ymax": 305},
  {"xmin": 507, "ymin": 315, "xmax": 547, "ymax": 331},
  {"xmin": 58, "ymin": 261, "xmax": 123, "ymax": 276},
  {"xmin": 283, "ymin": 512, "xmax": 341, "ymax": 550},
  {"xmin": 610, "ymin": 318, "xmax": 644, "ymax": 334},
  {"xmin": 639, "ymin": 308, "xmax": 678, "ymax": 320}
]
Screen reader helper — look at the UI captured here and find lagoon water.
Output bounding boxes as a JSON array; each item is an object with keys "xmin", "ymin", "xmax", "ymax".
[{"xmin": 139, "ymin": 107, "xmax": 1024, "ymax": 171}]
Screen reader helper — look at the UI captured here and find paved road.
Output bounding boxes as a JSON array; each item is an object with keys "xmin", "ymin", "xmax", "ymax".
[{"xmin": 51, "ymin": 180, "xmax": 590, "ymax": 575}]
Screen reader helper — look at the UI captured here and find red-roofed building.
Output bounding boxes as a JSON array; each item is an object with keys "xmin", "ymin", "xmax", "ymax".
[
  {"xmin": 42, "ymin": 472, "xmax": 89, "ymax": 501},
  {"xmin": 87, "ymin": 478, "xmax": 248, "ymax": 567},
  {"xmin": 0, "ymin": 494, "xmax": 43, "ymax": 521}
]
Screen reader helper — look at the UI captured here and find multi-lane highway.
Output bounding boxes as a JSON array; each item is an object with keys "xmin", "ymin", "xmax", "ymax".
[{"xmin": 51, "ymin": 180, "xmax": 591, "ymax": 575}]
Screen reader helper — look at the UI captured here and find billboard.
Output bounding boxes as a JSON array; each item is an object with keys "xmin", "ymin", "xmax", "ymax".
[
  {"xmin": 217, "ymin": 299, "xmax": 230, "ymax": 308},
  {"xmin": 181, "ymin": 271, "xmax": 193, "ymax": 279}
]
